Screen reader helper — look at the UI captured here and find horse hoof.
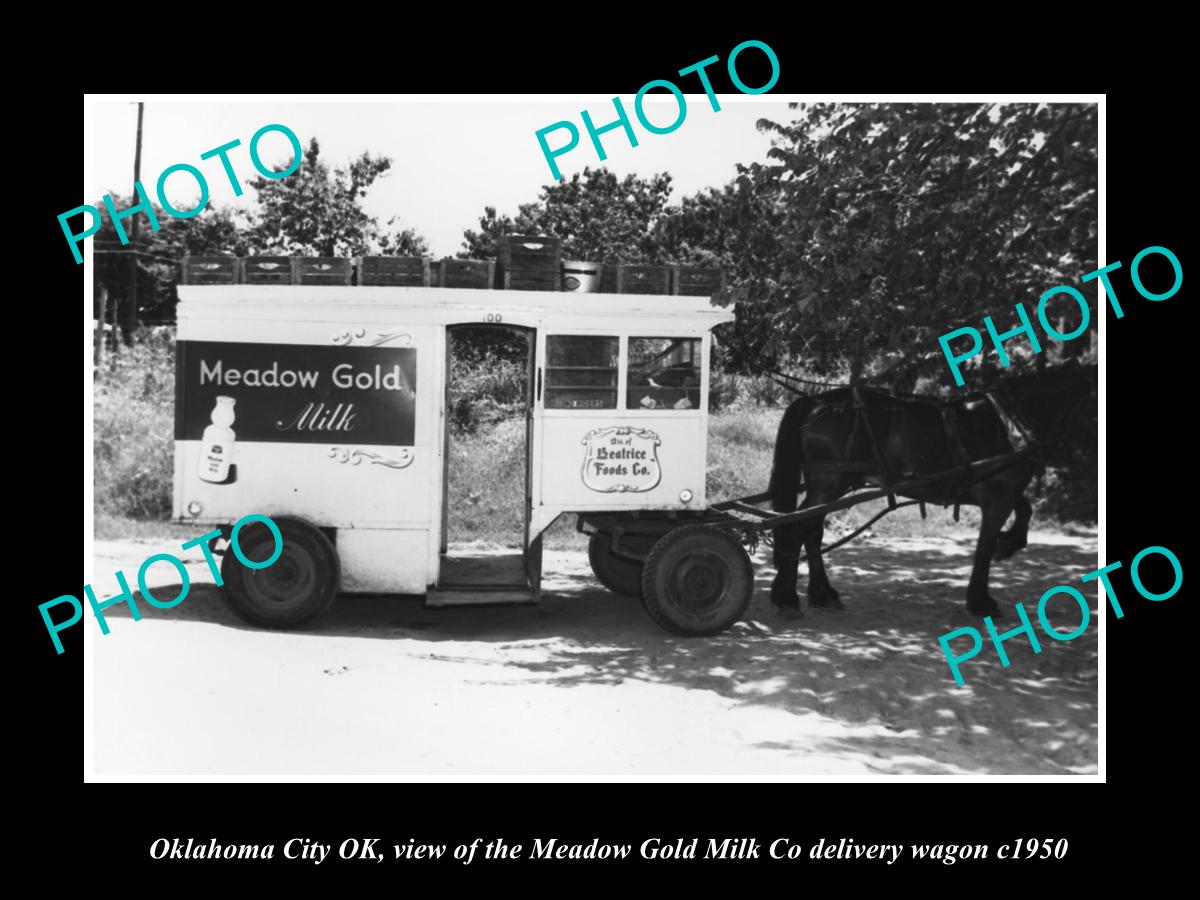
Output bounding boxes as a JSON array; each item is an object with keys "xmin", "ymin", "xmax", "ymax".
[
  {"xmin": 810, "ymin": 590, "xmax": 845, "ymax": 611},
  {"xmin": 770, "ymin": 585, "xmax": 804, "ymax": 619},
  {"xmin": 771, "ymin": 582, "xmax": 800, "ymax": 607},
  {"xmin": 995, "ymin": 532, "xmax": 1028, "ymax": 562},
  {"xmin": 967, "ymin": 597, "xmax": 1002, "ymax": 618}
]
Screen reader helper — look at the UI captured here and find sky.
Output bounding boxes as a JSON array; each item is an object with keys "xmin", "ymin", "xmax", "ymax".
[{"xmin": 84, "ymin": 97, "xmax": 794, "ymax": 258}]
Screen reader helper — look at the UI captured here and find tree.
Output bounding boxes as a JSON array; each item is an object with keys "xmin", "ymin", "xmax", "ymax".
[
  {"xmin": 723, "ymin": 103, "xmax": 1098, "ymax": 386},
  {"xmin": 654, "ymin": 180, "xmax": 786, "ymax": 373},
  {"xmin": 246, "ymin": 137, "xmax": 428, "ymax": 257},
  {"xmin": 460, "ymin": 167, "xmax": 674, "ymax": 262},
  {"xmin": 459, "ymin": 206, "xmax": 516, "ymax": 260},
  {"xmin": 375, "ymin": 217, "xmax": 430, "ymax": 257}
]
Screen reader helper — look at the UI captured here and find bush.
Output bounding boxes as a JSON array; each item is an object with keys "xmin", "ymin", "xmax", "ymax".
[
  {"xmin": 94, "ymin": 328, "xmax": 176, "ymax": 519},
  {"xmin": 745, "ymin": 374, "xmax": 787, "ymax": 408},
  {"xmin": 708, "ymin": 368, "xmax": 740, "ymax": 412},
  {"xmin": 451, "ymin": 352, "xmax": 527, "ymax": 407},
  {"xmin": 706, "ymin": 409, "xmax": 778, "ymax": 500},
  {"xmin": 448, "ymin": 348, "xmax": 527, "ymax": 433}
]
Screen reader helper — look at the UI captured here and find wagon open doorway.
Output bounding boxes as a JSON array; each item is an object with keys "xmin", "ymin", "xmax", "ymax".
[{"xmin": 434, "ymin": 323, "xmax": 536, "ymax": 603}]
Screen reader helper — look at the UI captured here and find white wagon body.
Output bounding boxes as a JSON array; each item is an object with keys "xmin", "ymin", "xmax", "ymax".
[{"xmin": 173, "ymin": 284, "xmax": 735, "ymax": 624}]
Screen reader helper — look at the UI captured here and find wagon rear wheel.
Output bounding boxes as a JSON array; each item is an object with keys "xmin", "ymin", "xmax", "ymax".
[
  {"xmin": 640, "ymin": 525, "xmax": 754, "ymax": 636},
  {"xmin": 588, "ymin": 534, "xmax": 655, "ymax": 597},
  {"xmin": 220, "ymin": 516, "xmax": 340, "ymax": 629}
]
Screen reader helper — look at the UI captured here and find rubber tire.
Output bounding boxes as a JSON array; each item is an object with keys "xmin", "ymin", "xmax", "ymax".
[
  {"xmin": 588, "ymin": 534, "xmax": 652, "ymax": 597},
  {"xmin": 220, "ymin": 516, "xmax": 340, "ymax": 629},
  {"xmin": 640, "ymin": 525, "xmax": 754, "ymax": 636}
]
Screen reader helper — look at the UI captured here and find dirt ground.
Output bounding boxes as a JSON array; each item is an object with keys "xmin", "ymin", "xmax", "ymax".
[{"xmin": 91, "ymin": 531, "xmax": 1098, "ymax": 777}]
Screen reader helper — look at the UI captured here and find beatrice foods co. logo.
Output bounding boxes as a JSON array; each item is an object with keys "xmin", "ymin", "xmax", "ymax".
[{"xmin": 581, "ymin": 426, "xmax": 662, "ymax": 493}]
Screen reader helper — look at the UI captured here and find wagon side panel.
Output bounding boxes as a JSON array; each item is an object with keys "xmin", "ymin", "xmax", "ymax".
[
  {"xmin": 173, "ymin": 296, "xmax": 439, "ymax": 593},
  {"xmin": 538, "ymin": 413, "xmax": 708, "ymax": 519}
]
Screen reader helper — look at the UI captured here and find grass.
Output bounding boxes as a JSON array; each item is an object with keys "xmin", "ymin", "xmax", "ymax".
[
  {"xmin": 93, "ymin": 330, "xmax": 176, "ymax": 521},
  {"xmin": 95, "ymin": 511, "xmax": 199, "ymax": 542},
  {"xmin": 445, "ymin": 416, "xmax": 528, "ymax": 545}
]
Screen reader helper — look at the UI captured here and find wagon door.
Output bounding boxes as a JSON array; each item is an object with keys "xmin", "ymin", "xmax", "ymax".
[{"xmin": 429, "ymin": 322, "xmax": 540, "ymax": 606}]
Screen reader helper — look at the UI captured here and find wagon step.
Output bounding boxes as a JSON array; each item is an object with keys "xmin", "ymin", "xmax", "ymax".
[
  {"xmin": 426, "ymin": 587, "xmax": 536, "ymax": 607},
  {"xmin": 428, "ymin": 550, "xmax": 536, "ymax": 605}
]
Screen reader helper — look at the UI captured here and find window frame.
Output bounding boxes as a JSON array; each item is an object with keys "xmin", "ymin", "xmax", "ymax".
[
  {"xmin": 542, "ymin": 332, "xmax": 622, "ymax": 412},
  {"xmin": 624, "ymin": 335, "xmax": 704, "ymax": 414}
]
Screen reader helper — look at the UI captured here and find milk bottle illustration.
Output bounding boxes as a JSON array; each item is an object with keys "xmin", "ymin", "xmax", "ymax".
[{"xmin": 198, "ymin": 396, "xmax": 237, "ymax": 483}]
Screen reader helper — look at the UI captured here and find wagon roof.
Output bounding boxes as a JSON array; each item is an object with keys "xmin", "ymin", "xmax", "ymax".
[{"xmin": 177, "ymin": 285, "xmax": 736, "ymax": 329}]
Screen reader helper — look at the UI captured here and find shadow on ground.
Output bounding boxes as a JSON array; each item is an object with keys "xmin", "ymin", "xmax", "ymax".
[{"xmin": 98, "ymin": 534, "xmax": 1098, "ymax": 775}]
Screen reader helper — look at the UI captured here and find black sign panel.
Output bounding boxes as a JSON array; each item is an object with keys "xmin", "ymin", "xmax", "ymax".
[{"xmin": 175, "ymin": 341, "xmax": 417, "ymax": 445}]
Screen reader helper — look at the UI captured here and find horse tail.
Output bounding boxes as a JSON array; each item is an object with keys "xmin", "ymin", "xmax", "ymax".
[{"xmin": 769, "ymin": 395, "xmax": 812, "ymax": 513}]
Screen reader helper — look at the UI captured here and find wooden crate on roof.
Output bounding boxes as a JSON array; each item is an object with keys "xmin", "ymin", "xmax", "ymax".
[
  {"xmin": 671, "ymin": 265, "xmax": 725, "ymax": 297},
  {"xmin": 439, "ymin": 258, "xmax": 494, "ymax": 290},
  {"xmin": 241, "ymin": 256, "xmax": 294, "ymax": 285},
  {"xmin": 358, "ymin": 256, "xmax": 430, "ymax": 287},
  {"xmin": 600, "ymin": 264, "xmax": 672, "ymax": 295},
  {"xmin": 498, "ymin": 235, "xmax": 561, "ymax": 291},
  {"xmin": 181, "ymin": 255, "xmax": 238, "ymax": 285},
  {"xmin": 296, "ymin": 257, "xmax": 352, "ymax": 286}
]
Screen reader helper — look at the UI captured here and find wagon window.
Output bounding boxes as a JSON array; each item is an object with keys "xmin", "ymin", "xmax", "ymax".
[
  {"xmin": 627, "ymin": 337, "xmax": 701, "ymax": 411},
  {"xmin": 545, "ymin": 335, "xmax": 619, "ymax": 409}
]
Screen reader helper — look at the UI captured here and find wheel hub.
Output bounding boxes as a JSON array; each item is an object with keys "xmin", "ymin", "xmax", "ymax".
[
  {"xmin": 246, "ymin": 545, "xmax": 315, "ymax": 606},
  {"xmin": 671, "ymin": 552, "xmax": 729, "ymax": 613}
]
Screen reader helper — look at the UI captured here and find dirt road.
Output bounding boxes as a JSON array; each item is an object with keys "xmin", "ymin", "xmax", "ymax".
[{"xmin": 91, "ymin": 532, "xmax": 1098, "ymax": 777}]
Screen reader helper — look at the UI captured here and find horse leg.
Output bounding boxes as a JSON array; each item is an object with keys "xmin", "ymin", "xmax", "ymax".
[
  {"xmin": 994, "ymin": 494, "xmax": 1032, "ymax": 561},
  {"xmin": 770, "ymin": 522, "xmax": 804, "ymax": 617},
  {"xmin": 966, "ymin": 494, "xmax": 1020, "ymax": 617},
  {"xmin": 796, "ymin": 474, "xmax": 846, "ymax": 610},
  {"xmin": 770, "ymin": 505, "xmax": 841, "ymax": 614},
  {"xmin": 802, "ymin": 511, "xmax": 843, "ymax": 610},
  {"xmin": 768, "ymin": 400, "xmax": 809, "ymax": 618}
]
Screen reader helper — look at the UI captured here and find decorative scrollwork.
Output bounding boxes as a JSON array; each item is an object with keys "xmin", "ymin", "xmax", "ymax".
[
  {"xmin": 327, "ymin": 447, "xmax": 414, "ymax": 469},
  {"xmin": 331, "ymin": 328, "xmax": 414, "ymax": 347}
]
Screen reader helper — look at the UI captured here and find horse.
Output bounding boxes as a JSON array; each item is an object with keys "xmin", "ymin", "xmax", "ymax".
[{"xmin": 767, "ymin": 364, "xmax": 1096, "ymax": 618}]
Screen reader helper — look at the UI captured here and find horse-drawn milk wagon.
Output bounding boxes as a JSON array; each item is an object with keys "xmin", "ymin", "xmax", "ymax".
[{"xmin": 174, "ymin": 251, "xmax": 1065, "ymax": 636}]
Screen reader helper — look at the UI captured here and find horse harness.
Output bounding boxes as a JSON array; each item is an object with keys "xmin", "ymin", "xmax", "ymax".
[{"xmin": 802, "ymin": 387, "xmax": 1041, "ymax": 514}]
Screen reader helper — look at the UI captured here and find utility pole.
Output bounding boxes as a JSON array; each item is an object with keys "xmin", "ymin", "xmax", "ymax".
[{"xmin": 125, "ymin": 101, "xmax": 144, "ymax": 344}]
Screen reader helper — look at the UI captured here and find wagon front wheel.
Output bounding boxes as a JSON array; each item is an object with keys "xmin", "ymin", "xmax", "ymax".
[
  {"xmin": 640, "ymin": 525, "xmax": 754, "ymax": 636},
  {"xmin": 220, "ymin": 516, "xmax": 340, "ymax": 629}
]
